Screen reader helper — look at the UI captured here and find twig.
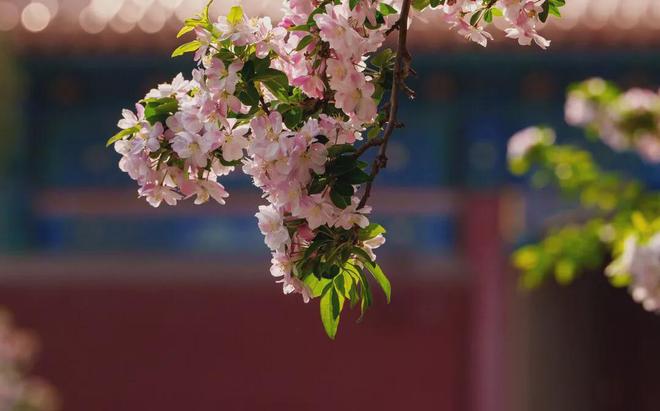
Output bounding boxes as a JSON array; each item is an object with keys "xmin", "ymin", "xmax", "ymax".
[
  {"xmin": 354, "ymin": 136, "xmax": 384, "ymax": 158},
  {"xmin": 259, "ymin": 94, "xmax": 271, "ymax": 115},
  {"xmin": 358, "ymin": 0, "xmax": 413, "ymax": 210}
]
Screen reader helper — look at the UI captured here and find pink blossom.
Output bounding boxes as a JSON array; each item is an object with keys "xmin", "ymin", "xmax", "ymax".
[
  {"xmin": 334, "ymin": 71, "xmax": 377, "ymax": 123},
  {"xmin": 193, "ymin": 179, "xmax": 230, "ymax": 205},
  {"xmin": 256, "ymin": 205, "xmax": 290, "ymax": 251},
  {"xmin": 205, "ymin": 58, "xmax": 243, "ymax": 95},
  {"xmin": 334, "ymin": 197, "xmax": 371, "ymax": 230},
  {"xmin": 138, "ymin": 184, "xmax": 183, "ymax": 208},
  {"xmin": 293, "ymin": 194, "xmax": 335, "ymax": 230},
  {"xmin": 171, "ymin": 131, "xmax": 214, "ymax": 168},
  {"xmin": 219, "ymin": 123, "xmax": 250, "ymax": 162},
  {"xmin": 291, "ymin": 75, "xmax": 325, "ymax": 100},
  {"xmin": 117, "ymin": 104, "xmax": 144, "ymax": 130}
]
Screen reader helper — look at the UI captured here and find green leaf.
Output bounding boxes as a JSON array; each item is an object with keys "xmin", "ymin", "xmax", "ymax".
[
  {"xmin": 332, "ymin": 182, "xmax": 354, "ymax": 197},
  {"xmin": 282, "ymin": 106, "xmax": 303, "ymax": 129},
  {"xmin": 484, "ymin": 9, "xmax": 493, "ymax": 23},
  {"xmin": 304, "ymin": 275, "xmax": 331, "ymax": 298},
  {"xmin": 176, "ymin": 24, "xmax": 195, "ymax": 38},
  {"xmin": 341, "ymin": 168, "xmax": 371, "ymax": 185},
  {"xmin": 303, "ymin": 238, "xmax": 325, "ymax": 261},
  {"xmin": 106, "ymin": 126, "xmax": 138, "ymax": 147},
  {"xmin": 308, "ymin": 176, "xmax": 327, "ymax": 195},
  {"xmin": 364, "ymin": 261, "xmax": 391, "ymax": 303},
  {"xmin": 371, "ymin": 48, "xmax": 394, "ymax": 68},
  {"xmin": 470, "ymin": 10, "xmax": 483, "ymax": 26},
  {"xmin": 548, "ymin": 3, "xmax": 561, "ymax": 17},
  {"xmin": 327, "ymin": 144, "xmax": 356, "ymax": 157},
  {"xmin": 214, "ymin": 48, "xmax": 236, "ymax": 62},
  {"xmin": 349, "ymin": 0, "xmax": 359, "ymax": 10},
  {"xmin": 227, "ymin": 5, "xmax": 244, "ymax": 25},
  {"xmin": 412, "ymin": 0, "xmax": 430, "ymax": 11},
  {"xmin": 379, "ymin": 3, "xmax": 398, "ymax": 16},
  {"xmin": 539, "ymin": 0, "xmax": 550, "ymax": 22},
  {"xmin": 358, "ymin": 223, "xmax": 386, "ymax": 241},
  {"xmin": 333, "ymin": 273, "xmax": 349, "ymax": 299},
  {"xmin": 327, "ymin": 155, "xmax": 356, "ymax": 176},
  {"xmin": 357, "ymin": 270, "xmax": 372, "ymax": 320},
  {"xmin": 201, "ymin": 0, "xmax": 214, "ymax": 22},
  {"xmin": 171, "ymin": 40, "xmax": 201, "ymax": 57},
  {"xmin": 288, "ymin": 24, "xmax": 312, "ymax": 32},
  {"xmin": 320, "ymin": 284, "xmax": 344, "ymax": 339},
  {"xmin": 253, "ymin": 68, "xmax": 289, "ymax": 85},
  {"xmin": 351, "ymin": 246, "xmax": 374, "ymax": 265},
  {"xmin": 296, "ymin": 35, "xmax": 315, "ymax": 51},
  {"xmin": 237, "ymin": 81, "xmax": 260, "ymax": 107},
  {"xmin": 144, "ymin": 97, "xmax": 178, "ymax": 125},
  {"xmin": 330, "ymin": 189, "xmax": 350, "ymax": 209}
]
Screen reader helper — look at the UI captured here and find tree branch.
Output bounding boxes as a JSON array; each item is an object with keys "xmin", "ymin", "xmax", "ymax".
[
  {"xmin": 358, "ymin": 0, "xmax": 413, "ymax": 210},
  {"xmin": 259, "ymin": 94, "xmax": 271, "ymax": 115}
]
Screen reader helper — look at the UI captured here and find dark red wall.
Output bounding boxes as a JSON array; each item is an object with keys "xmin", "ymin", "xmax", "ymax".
[{"xmin": 0, "ymin": 281, "xmax": 469, "ymax": 411}]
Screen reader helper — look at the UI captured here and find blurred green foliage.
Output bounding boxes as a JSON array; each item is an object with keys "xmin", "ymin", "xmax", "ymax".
[{"xmin": 510, "ymin": 130, "xmax": 660, "ymax": 289}]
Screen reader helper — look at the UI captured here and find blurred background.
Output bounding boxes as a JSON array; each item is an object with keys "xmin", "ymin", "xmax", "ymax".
[{"xmin": 1, "ymin": 1, "xmax": 660, "ymax": 410}]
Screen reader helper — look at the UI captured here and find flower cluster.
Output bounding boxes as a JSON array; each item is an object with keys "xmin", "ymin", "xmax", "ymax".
[
  {"xmin": 565, "ymin": 78, "xmax": 660, "ymax": 163},
  {"xmin": 113, "ymin": 65, "xmax": 248, "ymax": 208},
  {"xmin": 108, "ymin": 0, "xmax": 397, "ymax": 338},
  {"xmin": 0, "ymin": 309, "xmax": 59, "ymax": 411},
  {"xmin": 109, "ymin": 0, "xmax": 558, "ymax": 337},
  {"xmin": 436, "ymin": 0, "xmax": 555, "ymax": 48}
]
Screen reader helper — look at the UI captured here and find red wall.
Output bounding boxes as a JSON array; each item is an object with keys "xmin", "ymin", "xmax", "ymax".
[{"xmin": 0, "ymin": 282, "xmax": 469, "ymax": 411}]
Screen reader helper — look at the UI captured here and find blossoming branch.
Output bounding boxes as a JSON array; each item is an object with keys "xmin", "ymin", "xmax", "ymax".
[{"xmin": 107, "ymin": 0, "xmax": 561, "ymax": 338}]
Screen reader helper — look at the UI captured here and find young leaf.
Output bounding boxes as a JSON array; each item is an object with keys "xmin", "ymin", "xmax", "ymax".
[
  {"xmin": 304, "ymin": 275, "xmax": 331, "ymax": 298},
  {"xmin": 484, "ymin": 9, "xmax": 493, "ymax": 23},
  {"xmin": 171, "ymin": 40, "xmax": 201, "ymax": 57},
  {"xmin": 412, "ymin": 0, "xmax": 430, "ymax": 11},
  {"xmin": 144, "ymin": 97, "xmax": 178, "ymax": 125},
  {"xmin": 364, "ymin": 261, "xmax": 391, "ymax": 303},
  {"xmin": 227, "ymin": 5, "xmax": 244, "ymax": 25},
  {"xmin": 358, "ymin": 223, "xmax": 386, "ymax": 241},
  {"xmin": 288, "ymin": 24, "xmax": 312, "ymax": 32},
  {"xmin": 320, "ymin": 285, "xmax": 345, "ymax": 339},
  {"xmin": 356, "ymin": 271, "xmax": 372, "ymax": 320},
  {"xmin": 379, "ymin": 3, "xmax": 398, "ymax": 16},
  {"xmin": 296, "ymin": 35, "xmax": 315, "ymax": 51},
  {"xmin": 106, "ymin": 126, "xmax": 138, "ymax": 147},
  {"xmin": 176, "ymin": 24, "xmax": 195, "ymax": 38}
]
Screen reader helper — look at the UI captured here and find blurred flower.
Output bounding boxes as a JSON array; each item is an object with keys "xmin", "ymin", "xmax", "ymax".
[
  {"xmin": 0, "ymin": 308, "xmax": 59, "ymax": 411},
  {"xmin": 607, "ymin": 234, "xmax": 660, "ymax": 313},
  {"xmin": 507, "ymin": 126, "xmax": 555, "ymax": 160}
]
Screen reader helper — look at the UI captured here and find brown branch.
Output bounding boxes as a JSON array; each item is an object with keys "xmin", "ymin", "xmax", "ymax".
[
  {"xmin": 259, "ymin": 94, "xmax": 271, "ymax": 115},
  {"xmin": 358, "ymin": 0, "xmax": 413, "ymax": 210},
  {"xmin": 354, "ymin": 136, "xmax": 384, "ymax": 158}
]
